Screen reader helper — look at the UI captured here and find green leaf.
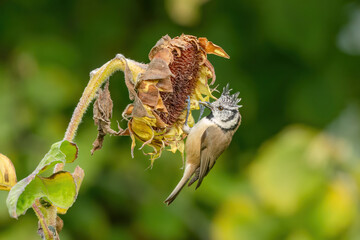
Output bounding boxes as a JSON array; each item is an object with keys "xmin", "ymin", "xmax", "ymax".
[
  {"xmin": 6, "ymin": 140, "xmax": 79, "ymax": 218},
  {"xmin": 10, "ymin": 172, "xmax": 76, "ymax": 218},
  {"xmin": 35, "ymin": 140, "xmax": 78, "ymax": 174},
  {"xmin": 60, "ymin": 140, "xmax": 78, "ymax": 163},
  {"xmin": 57, "ymin": 166, "xmax": 84, "ymax": 214}
]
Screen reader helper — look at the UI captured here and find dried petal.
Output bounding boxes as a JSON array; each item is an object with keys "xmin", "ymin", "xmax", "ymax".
[
  {"xmin": 148, "ymin": 35, "xmax": 172, "ymax": 60},
  {"xmin": 138, "ymin": 82, "xmax": 160, "ymax": 108},
  {"xmin": 198, "ymin": 37, "xmax": 230, "ymax": 59},
  {"xmin": 142, "ymin": 57, "xmax": 174, "ymax": 93},
  {"xmin": 123, "ymin": 57, "xmax": 149, "ymax": 118}
]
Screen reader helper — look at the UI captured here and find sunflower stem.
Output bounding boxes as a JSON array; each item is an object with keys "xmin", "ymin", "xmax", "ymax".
[{"xmin": 55, "ymin": 54, "xmax": 143, "ymax": 172}]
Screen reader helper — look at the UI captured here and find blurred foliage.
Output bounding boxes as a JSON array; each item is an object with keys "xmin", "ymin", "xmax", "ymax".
[{"xmin": 1, "ymin": 0, "xmax": 360, "ymax": 239}]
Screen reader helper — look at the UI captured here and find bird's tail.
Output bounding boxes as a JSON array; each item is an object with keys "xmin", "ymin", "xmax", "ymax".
[{"xmin": 164, "ymin": 164, "xmax": 196, "ymax": 205}]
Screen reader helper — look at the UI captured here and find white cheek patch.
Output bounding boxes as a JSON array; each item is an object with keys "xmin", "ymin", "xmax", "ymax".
[{"xmin": 213, "ymin": 114, "xmax": 240, "ymax": 130}]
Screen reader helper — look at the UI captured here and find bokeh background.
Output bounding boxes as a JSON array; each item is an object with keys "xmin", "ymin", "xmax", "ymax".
[{"xmin": 1, "ymin": 0, "xmax": 360, "ymax": 239}]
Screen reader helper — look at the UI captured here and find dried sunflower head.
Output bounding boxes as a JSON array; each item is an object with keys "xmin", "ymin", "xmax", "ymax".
[{"xmin": 92, "ymin": 34, "xmax": 229, "ymax": 164}]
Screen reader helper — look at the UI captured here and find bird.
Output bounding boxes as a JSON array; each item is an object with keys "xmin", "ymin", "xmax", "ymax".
[{"xmin": 164, "ymin": 84, "xmax": 242, "ymax": 205}]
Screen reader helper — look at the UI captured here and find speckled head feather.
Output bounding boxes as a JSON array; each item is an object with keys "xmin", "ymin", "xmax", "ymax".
[{"xmin": 218, "ymin": 83, "xmax": 242, "ymax": 108}]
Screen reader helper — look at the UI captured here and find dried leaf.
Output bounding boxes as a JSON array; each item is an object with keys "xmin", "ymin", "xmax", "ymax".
[
  {"xmin": 72, "ymin": 166, "xmax": 84, "ymax": 194},
  {"xmin": 56, "ymin": 216, "xmax": 64, "ymax": 234},
  {"xmin": 91, "ymin": 134, "xmax": 106, "ymax": 155},
  {"xmin": 92, "ymin": 81, "xmax": 120, "ymax": 154},
  {"xmin": 93, "ymin": 81, "xmax": 113, "ymax": 125}
]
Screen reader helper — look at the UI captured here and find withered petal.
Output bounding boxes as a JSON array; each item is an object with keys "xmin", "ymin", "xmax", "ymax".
[
  {"xmin": 138, "ymin": 83, "xmax": 160, "ymax": 108},
  {"xmin": 152, "ymin": 110, "xmax": 167, "ymax": 128},
  {"xmin": 132, "ymin": 97, "xmax": 150, "ymax": 118},
  {"xmin": 149, "ymin": 35, "xmax": 172, "ymax": 60},
  {"xmin": 123, "ymin": 104, "xmax": 134, "ymax": 117},
  {"xmin": 155, "ymin": 95, "xmax": 167, "ymax": 113},
  {"xmin": 171, "ymin": 35, "xmax": 194, "ymax": 49},
  {"xmin": 119, "ymin": 56, "xmax": 152, "ymax": 118},
  {"xmin": 117, "ymin": 128, "xmax": 130, "ymax": 136},
  {"xmin": 123, "ymin": 98, "xmax": 149, "ymax": 119},
  {"xmin": 204, "ymin": 60, "xmax": 216, "ymax": 85},
  {"xmin": 128, "ymin": 120, "xmax": 136, "ymax": 158},
  {"xmin": 152, "ymin": 49, "xmax": 174, "ymax": 65},
  {"xmin": 142, "ymin": 58, "xmax": 173, "ymax": 80},
  {"xmin": 122, "ymin": 56, "xmax": 137, "ymax": 101},
  {"xmin": 198, "ymin": 37, "xmax": 230, "ymax": 59},
  {"xmin": 156, "ymin": 76, "xmax": 173, "ymax": 93}
]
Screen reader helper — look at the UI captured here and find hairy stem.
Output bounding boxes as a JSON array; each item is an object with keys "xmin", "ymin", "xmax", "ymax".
[
  {"xmin": 55, "ymin": 55, "xmax": 143, "ymax": 172},
  {"xmin": 32, "ymin": 202, "xmax": 53, "ymax": 240},
  {"xmin": 64, "ymin": 56, "xmax": 124, "ymax": 142}
]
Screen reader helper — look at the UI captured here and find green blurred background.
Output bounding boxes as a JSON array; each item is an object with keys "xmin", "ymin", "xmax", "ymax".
[{"xmin": 1, "ymin": 0, "xmax": 360, "ymax": 239}]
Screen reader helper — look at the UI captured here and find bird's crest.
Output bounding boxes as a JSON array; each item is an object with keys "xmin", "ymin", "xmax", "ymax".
[{"xmin": 218, "ymin": 83, "xmax": 242, "ymax": 108}]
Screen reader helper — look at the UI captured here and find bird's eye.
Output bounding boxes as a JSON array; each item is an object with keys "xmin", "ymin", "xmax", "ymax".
[{"xmin": 218, "ymin": 106, "xmax": 224, "ymax": 111}]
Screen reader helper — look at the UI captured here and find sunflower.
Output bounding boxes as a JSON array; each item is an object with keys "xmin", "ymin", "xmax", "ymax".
[{"xmin": 92, "ymin": 34, "xmax": 229, "ymax": 164}]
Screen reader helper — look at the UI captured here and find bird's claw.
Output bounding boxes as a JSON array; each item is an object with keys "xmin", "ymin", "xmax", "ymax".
[
  {"xmin": 198, "ymin": 104, "xmax": 205, "ymax": 122},
  {"xmin": 183, "ymin": 96, "xmax": 191, "ymax": 134}
]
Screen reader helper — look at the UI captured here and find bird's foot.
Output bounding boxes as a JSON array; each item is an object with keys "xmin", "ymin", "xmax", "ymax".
[
  {"xmin": 183, "ymin": 96, "xmax": 191, "ymax": 134},
  {"xmin": 197, "ymin": 103, "xmax": 205, "ymax": 122}
]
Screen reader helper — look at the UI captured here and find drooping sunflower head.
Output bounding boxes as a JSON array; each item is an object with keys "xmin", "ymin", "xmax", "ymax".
[
  {"xmin": 123, "ymin": 34, "xmax": 229, "ymax": 162},
  {"xmin": 93, "ymin": 34, "xmax": 229, "ymax": 164}
]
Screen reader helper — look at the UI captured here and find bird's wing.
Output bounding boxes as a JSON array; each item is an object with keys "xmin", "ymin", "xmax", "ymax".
[{"xmin": 196, "ymin": 126, "xmax": 227, "ymax": 189}]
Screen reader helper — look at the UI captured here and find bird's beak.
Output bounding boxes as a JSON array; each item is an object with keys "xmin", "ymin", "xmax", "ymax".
[{"xmin": 199, "ymin": 101, "xmax": 213, "ymax": 111}]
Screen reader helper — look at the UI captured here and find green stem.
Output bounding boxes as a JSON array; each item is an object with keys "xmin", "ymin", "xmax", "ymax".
[{"xmin": 34, "ymin": 55, "xmax": 145, "ymax": 238}]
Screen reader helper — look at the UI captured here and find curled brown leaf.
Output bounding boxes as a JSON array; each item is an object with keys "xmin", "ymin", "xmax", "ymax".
[{"xmin": 91, "ymin": 81, "xmax": 124, "ymax": 154}]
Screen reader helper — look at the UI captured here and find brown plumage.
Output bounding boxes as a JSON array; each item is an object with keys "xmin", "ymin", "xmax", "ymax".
[{"xmin": 164, "ymin": 84, "xmax": 242, "ymax": 205}]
